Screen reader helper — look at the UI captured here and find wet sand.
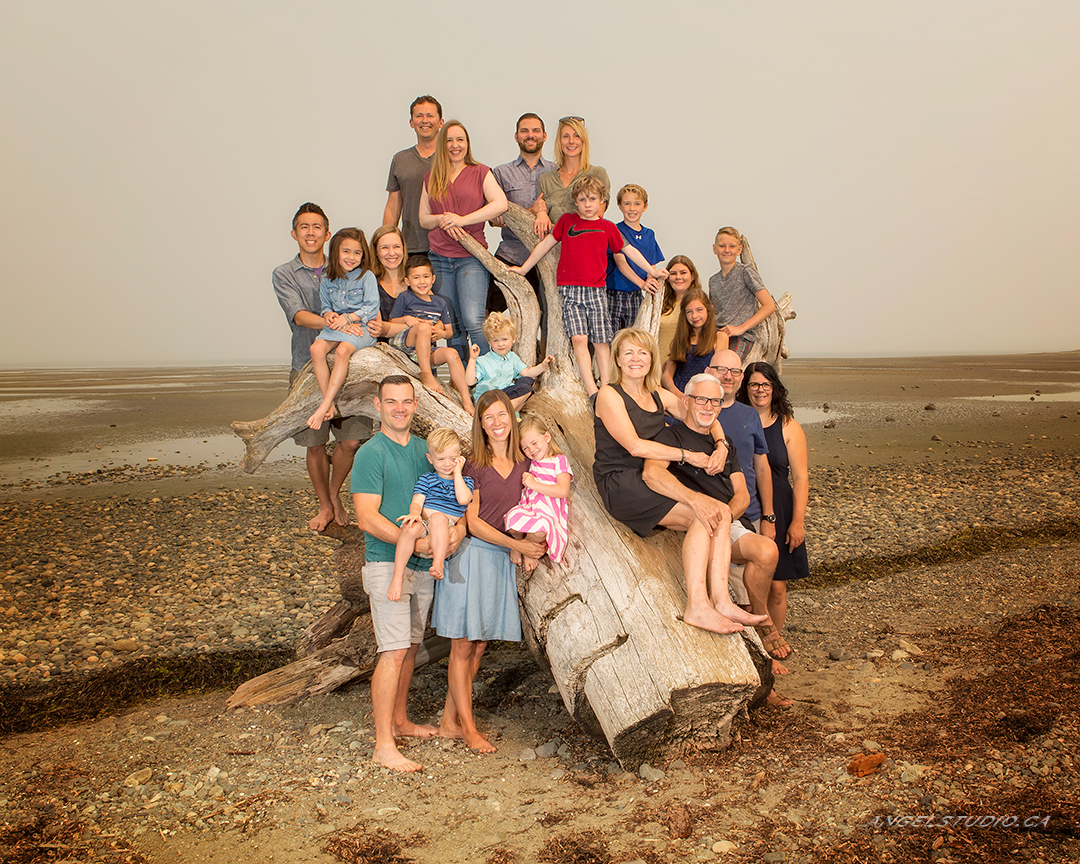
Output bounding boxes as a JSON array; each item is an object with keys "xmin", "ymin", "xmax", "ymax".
[{"xmin": 3, "ymin": 352, "xmax": 1078, "ymax": 496}]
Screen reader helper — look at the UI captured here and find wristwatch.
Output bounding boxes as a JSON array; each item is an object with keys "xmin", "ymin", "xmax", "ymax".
[{"xmin": 761, "ymin": 514, "xmax": 777, "ymax": 524}]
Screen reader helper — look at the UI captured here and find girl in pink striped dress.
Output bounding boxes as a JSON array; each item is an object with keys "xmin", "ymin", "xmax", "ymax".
[{"xmin": 505, "ymin": 416, "xmax": 574, "ymax": 573}]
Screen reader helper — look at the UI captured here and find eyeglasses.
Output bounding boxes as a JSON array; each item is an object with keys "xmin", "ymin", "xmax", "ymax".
[
  {"xmin": 708, "ymin": 366, "xmax": 743, "ymax": 377},
  {"xmin": 559, "ymin": 116, "xmax": 585, "ymax": 124},
  {"xmin": 690, "ymin": 396, "xmax": 722, "ymax": 408},
  {"xmin": 747, "ymin": 382, "xmax": 773, "ymax": 391}
]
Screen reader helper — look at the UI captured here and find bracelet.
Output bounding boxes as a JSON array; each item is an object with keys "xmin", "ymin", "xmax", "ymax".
[{"xmin": 679, "ymin": 448, "xmax": 686, "ymax": 464}]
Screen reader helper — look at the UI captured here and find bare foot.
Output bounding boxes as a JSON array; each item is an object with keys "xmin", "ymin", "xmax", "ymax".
[
  {"xmin": 715, "ymin": 599, "xmax": 768, "ymax": 627},
  {"xmin": 682, "ymin": 604, "xmax": 744, "ymax": 635},
  {"xmin": 439, "ymin": 718, "xmax": 465, "ymax": 740},
  {"xmin": 332, "ymin": 498, "xmax": 349, "ymax": 526},
  {"xmin": 393, "ymin": 720, "xmax": 438, "ymax": 738},
  {"xmin": 372, "ymin": 744, "xmax": 422, "ymax": 773},
  {"xmin": 509, "ymin": 548, "xmax": 523, "ymax": 565},
  {"xmin": 306, "ymin": 409, "xmax": 326, "ymax": 430},
  {"xmin": 429, "ymin": 563, "xmax": 444, "ymax": 580},
  {"xmin": 309, "ymin": 507, "xmax": 335, "ymax": 532},
  {"xmin": 765, "ymin": 690, "xmax": 793, "ymax": 710},
  {"xmin": 465, "ymin": 732, "xmax": 496, "ymax": 754},
  {"xmin": 421, "ymin": 372, "xmax": 445, "ymax": 395},
  {"xmin": 523, "ymin": 556, "xmax": 540, "ymax": 573},
  {"xmin": 773, "ymin": 659, "xmax": 790, "ymax": 675},
  {"xmin": 461, "ymin": 398, "xmax": 475, "ymax": 416}
]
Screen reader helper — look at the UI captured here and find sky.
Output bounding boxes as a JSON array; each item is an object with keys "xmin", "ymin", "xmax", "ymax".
[{"xmin": 1, "ymin": 1, "xmax": 1078, "ymax": 368}]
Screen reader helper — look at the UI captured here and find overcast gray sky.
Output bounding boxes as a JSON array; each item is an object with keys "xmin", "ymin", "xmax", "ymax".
[{"xmin": 2, "ymin": 1, "xmax": 1077, "ymax": 368}]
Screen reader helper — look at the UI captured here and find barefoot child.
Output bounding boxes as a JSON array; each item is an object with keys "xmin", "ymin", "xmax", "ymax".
[
  {"xmin": 465, "ymin": 312, "xmax": 554, "ymax": 412},
  {"xmin": 504, "ymin": 416, "xmax": 573, "ymax": 572},
  {"xmin": 509, "ymin": 174, "xmax": 667, "ymax": 395},
  {"xmin": 390, "ymin": 255, "xmax": 475, "ymax": 414},
  {"xmin": 709, "ymin": 227, "xmax": 776, "ymax": 361},
  {"xmin": 391, "ymin": 428, "xmax": 475, "ymax": 594},
  {"xmin": 307, "ymin": 228, "xmax": 380, "ymax": 429}
]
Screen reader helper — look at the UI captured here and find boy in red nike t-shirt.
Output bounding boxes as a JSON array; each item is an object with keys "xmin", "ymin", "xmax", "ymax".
[{"xmin": 511, "ymin": 174, "xmax": 667, "ymax": 394}]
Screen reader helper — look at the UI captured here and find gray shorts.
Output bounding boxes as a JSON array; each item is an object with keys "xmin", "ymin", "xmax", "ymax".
[
  {"xmin": 292, "ymin": 413, "xmax": 372, "ymax": 447},
  {"xmin": 362, "ymin": 561, "xmax": 435, "ymax": 652}
]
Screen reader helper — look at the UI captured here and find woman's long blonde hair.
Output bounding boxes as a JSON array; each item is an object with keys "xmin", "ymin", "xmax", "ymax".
[
  {"xmin": 427, "ymin": 120, "xmax": 478, "ymax": 202},
  {"xmin": 554, "ymin": 117, "xmax": 591, "ymax": 171},
  {"xmin": 607, "ymin": 328, "xmax": 662, "ymax": 392}
]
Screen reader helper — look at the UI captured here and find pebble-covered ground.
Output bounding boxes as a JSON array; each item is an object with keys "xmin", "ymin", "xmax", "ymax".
[
  {"xmin": 1, "ymin": 436, "xmax": 1078, "ymax": 863},
  {"xmin": 0, "ymin": 487, "xmax": 337, "ymax": 684},
  {"xmin": 2, "ymin": 449, "xmax": 1077, "ymax": 685}
]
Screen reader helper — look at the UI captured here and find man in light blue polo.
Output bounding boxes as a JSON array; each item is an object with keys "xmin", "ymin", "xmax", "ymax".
[
  {"xmin": 272, "ymin": 202, "xmax": 372, "ymax": 531},
  {"xmin": 490, "ymin": 113, "xmax": 556, "ymax": 327}
]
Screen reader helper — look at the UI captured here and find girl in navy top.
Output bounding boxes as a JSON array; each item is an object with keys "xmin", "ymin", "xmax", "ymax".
[{"xmin": 662, "ymin": 289, "xmax": 718, "ymax": 399}]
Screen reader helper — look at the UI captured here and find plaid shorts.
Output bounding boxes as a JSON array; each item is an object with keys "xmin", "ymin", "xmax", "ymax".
[
  {"xmin": 728, "ymin": 334, "xmax": 754, "ymax": 361},
  {"xmin": 559, "ymin": 285, "xmax": 613, "ymax": 343},
  {"xmin": 606, "ymin": 288, "xmax": 642, "ymax": 333}
]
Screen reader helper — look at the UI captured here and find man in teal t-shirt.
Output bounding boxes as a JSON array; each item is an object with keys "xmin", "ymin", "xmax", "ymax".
[{"xmin": 351, "ymin": 375, "xmax": 464, "ymax": 773}]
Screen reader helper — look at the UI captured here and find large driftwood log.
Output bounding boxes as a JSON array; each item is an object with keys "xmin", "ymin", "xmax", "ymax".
[{"xmin": 231, "ymin": 202, "xmax": 793, "ymax": 766}]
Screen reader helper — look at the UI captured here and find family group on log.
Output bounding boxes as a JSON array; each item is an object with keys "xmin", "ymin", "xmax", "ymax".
[{"xmin": 235, "ymin": 95, "xmax": 806, "ymax": 771}]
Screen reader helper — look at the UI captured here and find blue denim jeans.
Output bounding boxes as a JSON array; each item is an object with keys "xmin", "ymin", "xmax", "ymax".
[{"xmin": 429, "ymin": 252, "xmax": 489, "ymax": 359}]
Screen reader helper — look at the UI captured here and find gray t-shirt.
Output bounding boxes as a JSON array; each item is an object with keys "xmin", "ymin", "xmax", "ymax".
[
  {"xmin": 386, "ymin": 146, "xmax": 434, "ymax": 254},
  {"xmin": 708, "ymin": 262, "xmax": 767, "ymax": 344},
  {"xmin": 272, "ymin": 255, "xmax": 324, "ymax": 372}
]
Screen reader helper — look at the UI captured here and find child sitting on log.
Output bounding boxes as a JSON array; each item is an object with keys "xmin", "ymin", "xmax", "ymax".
[
  {"xmin": 504, "ymin": 415, "xmax": 573, "ymax": 573},
  {"xmin": 709, "ymin": 227, "xmax": 776, "ymax": 361},
  {"xmin": 465, "ymin": 312, "xmax": 553, "ymax": 412},
  {"xmin": 389, "ymin": 255, "xmax": 474, "ymax": 415},
  {"xmin": 390, "ymin": 428, "xmax": 474, "ymax": 591},
  {"xmin": 306, "ymin": 228, "xmax": 380, "ymax": 430}
]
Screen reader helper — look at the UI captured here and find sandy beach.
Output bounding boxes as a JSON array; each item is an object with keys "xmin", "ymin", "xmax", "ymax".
[{"xmin": 1, "ymin": 355, "xmax": 1078, "ymax": 863}]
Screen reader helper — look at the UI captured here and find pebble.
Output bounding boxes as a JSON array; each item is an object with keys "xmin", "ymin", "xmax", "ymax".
[
  {"xmin": 640, "ymin": 763, "xmax": 665, "ymax": 783},
  {"xmin": 0, "ymin": 490, "xmax": 339, "ymax": 683},
  {"xmin": 518, "ymin": 748, "xmax": 537, "ymax": 762},
  {"xmin": 535, "ymin": 738, "xmax": 560, "ymax": 758}
]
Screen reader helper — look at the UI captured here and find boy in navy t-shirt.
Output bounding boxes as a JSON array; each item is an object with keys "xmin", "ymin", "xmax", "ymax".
[
  {"xmin": 607, "ymin": 183, "xmax": 665, "ymax": 332},
  {"xmin": 389, "ymin": 255, "xmax": 474, "ymax": 414},
  {"xmin": 510, "ymin": 175, "xmax": 667, "ymax": 395}
]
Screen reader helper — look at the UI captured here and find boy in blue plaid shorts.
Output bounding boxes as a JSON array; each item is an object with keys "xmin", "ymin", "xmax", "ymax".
[{"xmin": 510, "ymin": 174, "xmax": 667, "ymax": 395}]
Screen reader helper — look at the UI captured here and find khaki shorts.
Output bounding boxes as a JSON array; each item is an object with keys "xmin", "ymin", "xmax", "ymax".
[
  {"xmin": 727, "ymin": 519, "xmax": 758, "ymax": 606},
  {"xmin": 292, "ymin": 413, "xmax": 372, "ymax": 447},
  {"xmin": 362, "ymin": 561, "xmax": 434, "ymax": 652}
]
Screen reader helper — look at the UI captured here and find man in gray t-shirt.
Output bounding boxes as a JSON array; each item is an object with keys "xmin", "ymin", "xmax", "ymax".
[
  {"xmin": 272, "ymin": 202, "xmax": 372, "ymax": 532},
  {"xmin": 383, "ymin": 95, "xmax": 444, "ymax": 255}
]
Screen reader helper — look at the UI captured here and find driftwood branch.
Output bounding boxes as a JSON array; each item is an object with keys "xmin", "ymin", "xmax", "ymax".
[{"xmin": 229, "ymin": 206, "xmax": 796, "ymax": 766}]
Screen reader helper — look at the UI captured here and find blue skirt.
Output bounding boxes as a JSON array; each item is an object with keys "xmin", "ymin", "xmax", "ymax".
[
  {"xmin": 432, "ymin": 537, "xmax": 522, "ymax": 642},
  {"xmin": 316, "ymin": 327, "xmax": 376, "ymax": 350}
]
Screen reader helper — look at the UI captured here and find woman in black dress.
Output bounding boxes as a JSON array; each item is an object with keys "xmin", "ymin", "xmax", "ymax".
[
  {"xmin": 738, "ymin": 362, "xmax": 809, "ymax": 671},
  {"xmin": 593, "ymin": 328, "xmax": 765, "ymax": 636}
]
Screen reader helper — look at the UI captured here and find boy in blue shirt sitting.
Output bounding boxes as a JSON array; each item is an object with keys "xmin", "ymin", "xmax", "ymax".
[
  {"xmin": 607, "ymin": 183, "xmax": 665, "ymax": 332},
  {"xmin": 389, "ymin": 255, "xmax": 474, "ymax": 415},
  {"xmin": 465, "ymin": 312, "xmax": 553, "ymax": 411}
]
